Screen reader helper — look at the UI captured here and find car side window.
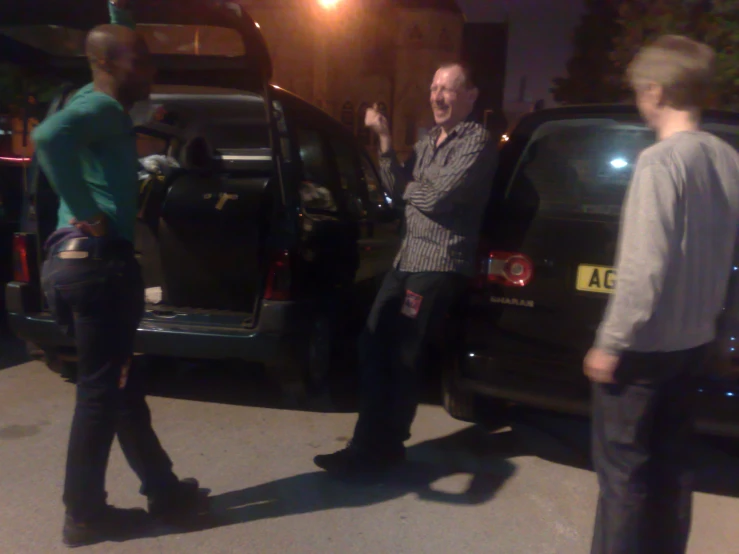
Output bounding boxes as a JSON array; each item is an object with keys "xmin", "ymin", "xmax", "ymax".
[
  {"xmin": 295, "ymin": 126, "xmax": 339, "ymax": 213},
  {"xmin": 328, "ymin": 136, "xmax": 365, "ymax": 218},
  {"xmin": 360, "ymin": 154, "xmax": 389, "ymax": 208}
]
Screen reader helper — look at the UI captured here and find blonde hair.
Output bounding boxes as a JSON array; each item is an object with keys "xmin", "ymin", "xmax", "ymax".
[{"xmin": 627, "ymin": 35, "xmax": 716, "ymax": 109}]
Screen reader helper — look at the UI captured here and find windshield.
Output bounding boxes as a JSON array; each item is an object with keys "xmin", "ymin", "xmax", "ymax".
[
  {"xmin": 0, "ymin": 24, "xmax": 245, "ymax": 57},
  {"xmin": 507, "ymin": 117, "xmax": 739, "ymax": 217},
  {"xmin": 132, "ymin": 91, "xmax": 271, "ymax": 153}
]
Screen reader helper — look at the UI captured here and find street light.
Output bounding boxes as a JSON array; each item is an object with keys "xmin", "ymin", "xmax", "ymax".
[{"xmin": 317, "ymin": 0, "xmax": 342, "ymax": 9}]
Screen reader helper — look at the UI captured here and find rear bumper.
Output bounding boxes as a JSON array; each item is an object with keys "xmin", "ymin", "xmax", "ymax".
[
  {"xmin": 5, "ymin": 281, "xmax": 315, "ymax": 367},
  {"xmin": 458, "ymin": 347, "xmax": 739, "ymax": 439}
]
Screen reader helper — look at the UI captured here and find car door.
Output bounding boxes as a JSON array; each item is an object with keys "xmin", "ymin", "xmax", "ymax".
[
  {"xmin": 290, "ymin": 120, "xmax": 360, "ymax": 296},
  {"xmin": 356, "ymin": 152, "xmax": 401, "ymax": 282},
  {"xmin": 1, "ymin": 0, "xmax": 286, "ymax": 309}
]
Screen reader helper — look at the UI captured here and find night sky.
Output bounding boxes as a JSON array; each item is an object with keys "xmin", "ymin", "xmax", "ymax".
[{"xmin": 456, "ymin": 0, "xmax": 586, "ymax": 106}]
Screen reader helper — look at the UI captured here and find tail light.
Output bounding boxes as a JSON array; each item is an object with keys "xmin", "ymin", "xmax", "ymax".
[
  {"xmin": 12, "ymin": 233, "xmax": 31, "ymax": 283},
  {"xmin": 484, "ymin": 251, "xmax": 534, "ymax": 287},
  {"xmin": 0, "ymin": 156, "xmax": 32, "ymax": 164},
  {"xmin": 264, "ymin": 250, "xmax": 292, "ymax": 301}
]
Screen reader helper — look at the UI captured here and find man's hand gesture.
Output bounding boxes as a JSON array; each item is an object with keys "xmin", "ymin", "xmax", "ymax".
[
  {"xmin": 584, "ymin": 347, "xmax": 620, "ymax": 384},
  {"xmin": 365, "ymin": 103, "xmax": 392, "ymax": 153},
  {"xmin": 70, "ymin": 213, "xmax": 109, "ymax": 238},
  {"xmin": 365, "ymin": 104, "xmax": 390, "ymax": 138}
]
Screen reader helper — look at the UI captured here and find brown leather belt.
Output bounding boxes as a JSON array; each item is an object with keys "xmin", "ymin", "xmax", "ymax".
[{"xmin": 51, "ymin": 237, "xmax": 134, "ymax": 260}]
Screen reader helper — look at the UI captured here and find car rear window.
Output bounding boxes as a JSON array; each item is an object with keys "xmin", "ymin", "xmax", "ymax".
[
  {"xmin": 506, "ymin": 117, "xmax": 739, "ymax": 217},
  {"xmin": 132, "ymin": 93, "xmax": 270, "ymax": 151}
]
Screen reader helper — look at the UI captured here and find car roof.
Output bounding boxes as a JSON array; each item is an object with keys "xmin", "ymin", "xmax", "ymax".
[
  {"xmin": 272, "ymin": 87, "xmax": 358, "ymax": 139},
  {"xmin": 523, "ymin": 103, "xmax": 739, "ymax": 125}
]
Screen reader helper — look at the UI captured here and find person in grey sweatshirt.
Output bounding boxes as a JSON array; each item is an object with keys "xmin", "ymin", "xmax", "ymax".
[{"xmin": 583, "ymin": 35, "xmax": 739, "ymax": 554}]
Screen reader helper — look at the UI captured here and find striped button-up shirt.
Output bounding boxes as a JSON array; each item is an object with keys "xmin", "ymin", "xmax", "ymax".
[{"xmin": 378, "ymin": 118, "xmax": 497, "ymax": 276}]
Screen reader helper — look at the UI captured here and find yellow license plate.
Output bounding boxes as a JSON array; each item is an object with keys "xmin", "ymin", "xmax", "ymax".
[{"xmin": 576, "ymin": 265, "xmax": 616, "ymax": 294}]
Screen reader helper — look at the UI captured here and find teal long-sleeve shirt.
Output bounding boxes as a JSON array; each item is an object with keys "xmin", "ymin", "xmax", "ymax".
[{"xmin": 31, "ymin": 3, "xmax": 139, "ymax": 242}]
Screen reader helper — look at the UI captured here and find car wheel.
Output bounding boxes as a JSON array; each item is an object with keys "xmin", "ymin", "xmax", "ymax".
[
  {"xmin": 26, "ymin": 342, "xmax": 77, "ymax": 382},
  {"xmin": 438, "ymin": 332, "xmax": 510, "ymax": 427},
  {"xmin": 442, "ymin": 359, "xmax": 478, "ymax": 422},
  {"xmin": 306, "ymin": 312, "xmax": 334, "ymax": 395}
]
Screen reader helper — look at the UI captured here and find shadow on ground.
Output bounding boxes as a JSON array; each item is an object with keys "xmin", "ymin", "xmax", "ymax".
[
  {"xmin": 503, "ymin": 406, "xmax": 739, "ymax": 500},
  {"xmin": 142, "ymin": 359, "xmax": 739, "ymax": 501},
  {"xmin": 4, "ymin": 327, "xmax": 739, "ymax": 538},
  {"xmin": 119, "ymin": 412, "xmax": 739, "ymax": 544},
  {"xmin": 142, "ymin": 424, "xmax": 518, "ymax": 539}
]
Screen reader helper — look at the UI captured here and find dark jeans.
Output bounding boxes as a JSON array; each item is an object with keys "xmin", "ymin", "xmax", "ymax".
[
  {"xmin": 590, "ymin": 345, "xmax": 708, "ymax": 554},
  {"xmin": 352, "ymin": 269, "xmax": 467, "ymax": 451},
  {"xmin": 41, "ymin": 237, "xmax": 178, "ymax": 521}
]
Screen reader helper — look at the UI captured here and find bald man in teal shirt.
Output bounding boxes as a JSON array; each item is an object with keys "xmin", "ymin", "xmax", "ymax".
[{"xmin": 34, "ymin": 1, "xmax": 205, "ymax": 546}]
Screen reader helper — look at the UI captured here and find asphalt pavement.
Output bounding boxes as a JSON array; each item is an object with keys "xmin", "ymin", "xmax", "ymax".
[{"xmin": 1, "ymin": 334, "xmax": 739, "ymax": 554}]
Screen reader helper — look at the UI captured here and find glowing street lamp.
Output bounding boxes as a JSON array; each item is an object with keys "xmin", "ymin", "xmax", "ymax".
[{"xmin": 317, "ymin": 0, "xmax": 342, "ymax": 9}]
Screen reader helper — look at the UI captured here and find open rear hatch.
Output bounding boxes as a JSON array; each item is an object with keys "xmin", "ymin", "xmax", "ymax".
[{"xmin": 2, "ymin": 0, "xmax": 294, "ymax": 316}]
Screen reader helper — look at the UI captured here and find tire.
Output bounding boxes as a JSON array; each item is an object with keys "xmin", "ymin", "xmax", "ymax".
[
  {"xmin": 441, "ymin": 360, "xmax": 510, "ymax": 427},
  {"xmin": 441, "ymin": 357, "xmax": 479, "ymax": 422},
  {"xmin": 438, "ymin": 317, "xmax": 508, "ymax": 426},
  {"xmin": 305, "ymin": 312, "xmax": 335, "ymax": 396},
  {"xmin": 26, "ymin": 341, "xmax": 77, "ymax": 382},
  {"xmin": 268, "ymin": 306, "xmax": 342, "ymax": 410}
]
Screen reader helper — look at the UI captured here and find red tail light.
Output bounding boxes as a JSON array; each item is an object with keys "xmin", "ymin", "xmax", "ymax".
[
  {"xmin": 484, "ymin": 251, "xmax": 534, "ymax": 287},
  {"xmin": 0, "ymin": 156, "xmax": 32, "ymax": 164},
  {"xmin": 12, "ymin": 233, "xmax": 31, "ymax": 283},
  {"xmin": 264, "ymin": 250, "xmax": 292, "ymax": 301}
]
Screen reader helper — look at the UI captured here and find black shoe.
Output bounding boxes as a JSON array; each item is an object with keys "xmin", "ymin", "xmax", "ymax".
[
  {"xmin": 314, "ymin": 444, "xmax": 406, "ymax": 476},
  {"xmin": 63, "ymin": 506, "xmax": 150, "ymax": 548},
  {"xmin": 147, "ymin": 478, "xmax": 208, "ymax": 523}
]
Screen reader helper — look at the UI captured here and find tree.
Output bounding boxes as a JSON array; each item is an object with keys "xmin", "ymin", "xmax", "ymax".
[
  {"xmin": 611, "ymin": 0, "xmax": 739, "ymax": 108},
  {"xmin": 550, "ymin": 0, "xmax": 623, "ymax": 104}
]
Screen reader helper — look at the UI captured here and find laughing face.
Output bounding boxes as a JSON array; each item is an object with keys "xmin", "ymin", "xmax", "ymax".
[{"xmin": 429, "ymin": 64, "xmax": 478, "ymax": 131}]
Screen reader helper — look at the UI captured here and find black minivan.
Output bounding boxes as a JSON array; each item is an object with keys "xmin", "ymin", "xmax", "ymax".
[
  {"xmin": 3, "ymin": 0, "xmax": 400, "ymax": 400},
  {"xmin": 443, "ymin": 104, "xmax": 739, "ymax": 438}
]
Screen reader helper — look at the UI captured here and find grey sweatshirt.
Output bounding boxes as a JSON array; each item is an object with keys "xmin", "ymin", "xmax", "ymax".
[{"xmin": 595, "ymin": 130, "xmax": 739, "ymax": 354}]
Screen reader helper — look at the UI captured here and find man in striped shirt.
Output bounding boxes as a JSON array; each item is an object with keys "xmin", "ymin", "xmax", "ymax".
[{"xmin": 315, "ymin": 62, "xmax": 497, "ymax": 476}]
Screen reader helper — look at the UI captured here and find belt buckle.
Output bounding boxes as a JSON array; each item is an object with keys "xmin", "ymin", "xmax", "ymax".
[
  {"xmin": 58, "ymin": 251, "xmax": 90, "ymax": 259},
  {"xmin": 56, "ymin": 237, "xmax": 92, "ymax": 259}
]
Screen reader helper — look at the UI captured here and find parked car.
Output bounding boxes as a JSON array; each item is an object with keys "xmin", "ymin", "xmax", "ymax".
[
  {"xmin": 3, "ymin": 0, "xmax": 400, "ymax": 400},
  {"xmin": 0, "ymin": 153, "xmax": 28, "ymax": 332},
  {"xmin": 443, "ymin": 104, "xmax": 739, "ymax": 438}
]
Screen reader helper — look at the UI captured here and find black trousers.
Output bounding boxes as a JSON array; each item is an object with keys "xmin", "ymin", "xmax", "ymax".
[
  {"xmin": 590, "ymin": 345, "xmax": 708, "ymax": 554},
  {"xmin": 41, "ymin": 238, "xmax": 179, "ymax": 521},
  {"xmin": 352, "ymin": 268, "xmax": 467, "ymax": 451}
]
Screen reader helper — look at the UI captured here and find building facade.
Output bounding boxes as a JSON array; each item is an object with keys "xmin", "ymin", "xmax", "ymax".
[{"xmin": 242, "ymin": 0, "xmax": 465, "ymax": 156}]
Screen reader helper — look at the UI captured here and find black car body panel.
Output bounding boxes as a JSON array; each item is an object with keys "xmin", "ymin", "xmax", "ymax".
[
  {"xmin": 4, "ymin": 3, "xmax": 400, "ymax": 378},
  {"xmin": 455, "ymin": 104, "xmax": 739, "ymax": 437}
]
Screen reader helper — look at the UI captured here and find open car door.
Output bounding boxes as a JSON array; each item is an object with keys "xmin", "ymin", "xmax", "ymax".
[
  {"xmin": 0, "ymin": 0, "xmax": 273, "ymax": 86},
  {"xmin": 1, "ymin": 0, "xmax": 298, "ymax": 313}
]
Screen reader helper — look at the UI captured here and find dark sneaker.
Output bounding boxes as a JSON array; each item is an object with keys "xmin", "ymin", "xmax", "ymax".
[
  {"xmin": 314, "ymin": 444, "xmax": 406, "ymax": 476},
  {"xmin": 63, "ymin": 506, "xmax": 150, "ymax": 548},
  {"xmin": 147, "ymin": 478, "xmax": 208, "ymax": 523}
]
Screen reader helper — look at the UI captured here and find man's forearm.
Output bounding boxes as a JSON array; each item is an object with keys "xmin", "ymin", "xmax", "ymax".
[
  {"xmin": 378, "ymin": 147, "xmax": 414, "ymax": 201},
  {"xmin": 379, "ymin": 134, "xmax": 392, "ymax": 155},
  {"xmin": 35, "ymin": 137, "xmax": 100, "ymax": 223},
  {"xmin": 405, "ymin": 143, "xmax": 496, "ymax": 216}
]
